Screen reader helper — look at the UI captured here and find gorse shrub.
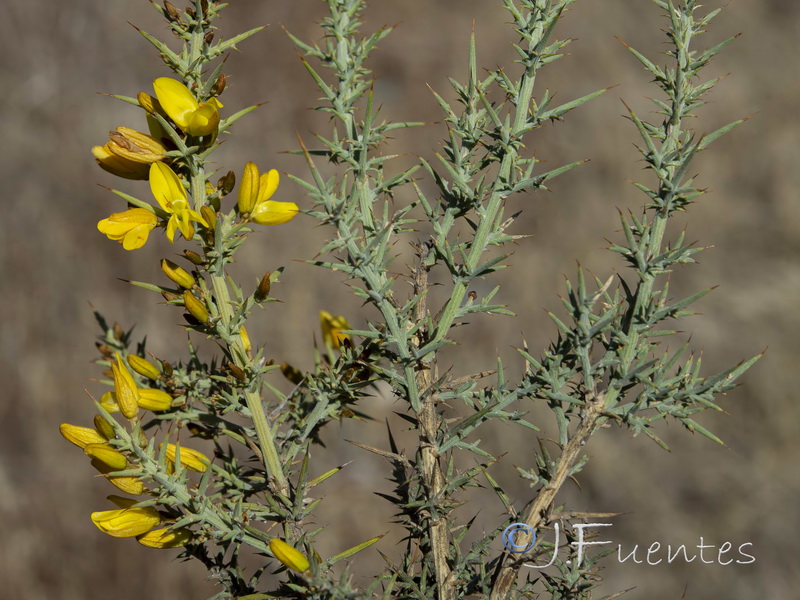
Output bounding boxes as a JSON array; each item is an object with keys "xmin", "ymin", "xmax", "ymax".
[{"xmin": 60, "ymin": 0, "xmax": 759, "ymax": 598}]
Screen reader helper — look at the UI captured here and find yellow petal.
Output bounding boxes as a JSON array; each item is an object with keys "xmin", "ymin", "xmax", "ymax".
[
  {"xmin": 137, "ymin": 527, "xmax": 193, "ymax": 548},
  {"xmin": 257, "ymin": 169, "xmax": 280, "ymax": 203},
  {"xmin": 100, "ymin": 391, "xmax": 120, "ymax": 414},
  {"xmin": 251, "ymin": 200, "xmax": 299, "ymax": 226},
  {"xmin": 164, "ymin": 443, "xmax": 209, "ymax": 472},
  {"xmin": 153, "ymin": 77, "xmax": 198, "ymax": 130},
  {"xmin": 149, "ymin": 162, "xmax": 187, "ymax": 212},
  {"xmin": 122, "ymin": 223, "xmax": 153, "ymax": 250},
  {"xmin": 269, "ymin": 538, "xmax": 310, "ymax": 572},
  {"xmin": 97, "ymin": 209, "xmax": 157, "ymax": 252},
  {"xmin": 91, "ymin": 507, "xmax": 161, "ymax": 538},
  {"xmin": 238, "ymin": 162, "xmax": 259, "ymax": 214},
  {"xmin": 166, "ymin": 214, "xmax": 179, "ymax": 243},
  {"xmin": 186, "ymin": 102, "xmax": 220, "ymax": 137},
  {"xmin": 320, "ymin": 311, "xmax": 351, "ymax": 350}
]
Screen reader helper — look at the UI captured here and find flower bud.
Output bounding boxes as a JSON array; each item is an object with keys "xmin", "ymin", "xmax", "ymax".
[
  {"xmin": 217, "ymin": 170, "xmax": 235, "ymax": 195},
  {"xmin": 91, "ymin": 507, "xmax": 161, "ymax": 538},
  {"xmin": 255, "ymin": 271, "xmax": 271, "ymax": 302},
  {"xmin": 269, "ymin": 538, "xmax": 310, "ymax": 573},
  {"xmin": 161, "ymin": 290, "xmax": 182, "ymax": 302},
  {"xmin": 183, "ymin": 291, "xmax": 210, "ymax": 324},
  {"xmin": 59, "ymin": 423, "xmax": 107, "ymax": 449},
  {"xmin": 226, "ymin": 361, "xmax": 247, "ymax": 382},
  {"xmin": 93, "ymin": 415, "xmax": 116, "ymax": 440},
  {"xmin": 183, "ymin": 249, "xmax": 205, "ymax": 266},
  {"xmin": 128, "ymin": 354, "xmax": 161, "ymax": 380},
  {"xmin": 112, "ymin": 354, "xmax": 140, "ymax": 419},
  {"xmin": 106, "ymin": 127, "xmax": 166, "ymax": 163},
  {"xmin": 161, "ymin": 258, "xmax": 195, "ymax": 289},
  {"xmin": 163, "ymin": 1, "xmax": 180, "ymax": 22},
  {"xmin": 200, "ymin": 206, "xmax": 217, "ymax": 232},
  {"xmin": 238, "ymin": 162, "xmax": 259, "ymax": 214},
  {"xmin": 137, "ymin": 388, "xmax": 173, "ymax": 412},
  {"xmin": 164, "ymin": 443, "xmax": 209, "ymax": 472},
  {"xmin": 137, "ymin": 527, "xmax": 193, "ymax": 548},
  {"xmin": 239, "ymin": 326, "xmax": 252, "ymax": 355},
  {"xmin": 161, "ymin": 360, "xmax": 174, "ymax": 377},
  {"xmin": 213, "ymin": 73, "xmax": 227, "ymax": 98},
  {"xmin": 84, "ymin": 443, "xmax": 128, "ymax": 471}
]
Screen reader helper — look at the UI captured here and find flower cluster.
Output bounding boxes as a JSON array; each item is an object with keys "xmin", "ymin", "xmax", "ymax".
[
  {"xmin": 60, "ymin": 353, "xmax": 209, "ymax": 545},
  {"xmin": 94, "ymin": 77, "xmax": 299, "ymax": 251}
]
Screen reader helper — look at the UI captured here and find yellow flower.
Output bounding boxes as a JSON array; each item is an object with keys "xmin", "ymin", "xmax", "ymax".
[
  {"xmin": 269, "ymin": 538, "xmax": 310, "ymax": 573},
  {"xmin": 92, "ymin": 126, "xmax": 166, "ymax": 180},
  {"xmin": 320, "ymin": 311, "xmax": 351, "ymax": 350},
  {"xmin": 164, "ymin": 443, "xmax": 209, "ymax": 472},
  {"xmin": 112, "ymin": 353, "xmax": 140, "ymax": 419},
  {"xmin": 97, "ymin": 208, "xmax": 158, "ymax": 251},
  {"xmin": 237, "ymin": 162, "xmax": 298, "ymax": 225},
  {"xmin": 59, "ymin": 423, "xmax": 108, "ymax": 449},
  {"xmin": 149, "ymin": 162, "xmax": 208, "ymax": 243},
  {"xmin": 137, "ymin": 527, "xmax": 193, "ymax": 549},
  {"xmin": 91, "ymin": 507, "xmax": 161, "ymax": 538},
  {"xmin": 153, "ymin": 77, "xmax": 223, "ymax": 137}
]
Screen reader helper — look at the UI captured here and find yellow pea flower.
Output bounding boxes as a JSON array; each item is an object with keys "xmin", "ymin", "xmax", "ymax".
[
  {"xmin": 149, "ymin": 162, "xmax": 208, "ymax": 243},
  {"xmin": 137, "ymin": 527, "xmax": 193, "ymax": 549},
  {"xmin": 237, "ymin": 162, "xmax": 298, "ymax": 225},
  {"xmin": 269, "ymin": 538, "xmax": 310, "ymax": 573},
  {"xmin": 320, "ymin": 311, "xmax": 351, "ymax": 351},
  {"xmin": 97, "ymin": 208, "xmax": 158, "ymax": 251},
  {"xmin": 91, "ymin": 506, "xmax": 161, "ymax": 538},
  {"xmin": 164, "ymin": 443, "xmax": 209, "ymax": 472},
  {"xmin": 92, "ymin": 126, "xmax": 166, "ymax": 180},
  {"xmin": 153, "ymin": 77, "xmax": 223, "ymax": 137}
]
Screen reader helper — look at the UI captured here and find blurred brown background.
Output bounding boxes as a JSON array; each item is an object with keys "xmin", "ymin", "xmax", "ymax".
[{"xmin": 2, "ymin": 0, "xmax": 798, "ymax": 598}]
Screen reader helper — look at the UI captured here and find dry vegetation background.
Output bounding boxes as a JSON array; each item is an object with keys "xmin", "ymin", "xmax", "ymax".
[{"xmin": 1, "ymin": 0, "xmax": 798, "ymax": 598}]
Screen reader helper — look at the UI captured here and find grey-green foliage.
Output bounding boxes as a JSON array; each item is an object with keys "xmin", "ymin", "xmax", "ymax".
[{"xmin": 286, "ymin": 0, "xmax": 759, "ymax": 599}]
